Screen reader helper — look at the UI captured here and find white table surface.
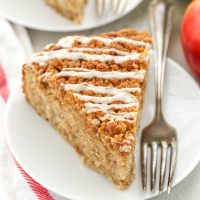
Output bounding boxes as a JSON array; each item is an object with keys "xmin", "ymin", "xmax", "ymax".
[{"xmin": 28, "ymin": 0, "xmax": 200, "ymax": 199}]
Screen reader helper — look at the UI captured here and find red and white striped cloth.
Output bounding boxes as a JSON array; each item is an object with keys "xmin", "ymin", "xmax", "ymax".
[{"xmin": 0, "ymin": 17, "xmax": 67, "ymax": 200}]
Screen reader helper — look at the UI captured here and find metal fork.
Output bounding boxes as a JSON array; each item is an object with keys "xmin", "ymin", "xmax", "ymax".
[
  {"xmin": 141, "ymin": 0, "xmax": 177, "ymax": 194},
  {"xmin": 96, "ymin": 0, "xmax": 127, "ymax": 15}
]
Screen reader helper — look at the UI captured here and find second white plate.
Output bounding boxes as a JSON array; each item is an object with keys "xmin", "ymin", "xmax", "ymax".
[
  {"xmin": 0, "ymin": 0, "xmax": 143, "ymax": 32},
  {"xmin": 5, "ymin": 57, "xmax": 200, "ymax": 200}
]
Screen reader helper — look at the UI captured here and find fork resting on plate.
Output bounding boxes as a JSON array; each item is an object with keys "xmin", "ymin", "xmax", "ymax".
[{"xmin": 141, "ymin": 0, "xmax": 177, "ymax": 194}]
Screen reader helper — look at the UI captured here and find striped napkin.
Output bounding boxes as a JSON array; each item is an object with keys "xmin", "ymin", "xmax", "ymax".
[{"xmin": 0, "ymin": 16, "xmax": 66, "ymax": 200}]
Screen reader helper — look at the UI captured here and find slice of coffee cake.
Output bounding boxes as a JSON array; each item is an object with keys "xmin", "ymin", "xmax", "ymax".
[
  {"xmin": 22, "ymin": 29, "xmax": 151, "ymax": 189},
  {"xmin": 44, "ymin": 0, "xmax": 87, "ymax": 24}
]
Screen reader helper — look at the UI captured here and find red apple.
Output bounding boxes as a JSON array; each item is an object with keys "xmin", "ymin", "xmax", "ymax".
[{"xmin": 181, "ymin": 0, "xmax": 200, "ymax": 79}]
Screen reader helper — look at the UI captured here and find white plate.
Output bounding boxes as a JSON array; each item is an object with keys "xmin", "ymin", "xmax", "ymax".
[
  {"xmin": 0, "ymin": 0, "xmax": 142, "ymax": 32},
  {"xmin": 5, "ymin": 57, "xmax": 200, "ymax": 200}
]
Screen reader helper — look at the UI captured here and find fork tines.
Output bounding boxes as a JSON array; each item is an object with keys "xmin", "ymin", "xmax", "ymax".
[
  {"xmin": 141, "ymin": 139, "xmax": 177, "ymax": 194},
  {"xmin": 96, "ymin": 0, "xmax": 127, "ymax": 15}
]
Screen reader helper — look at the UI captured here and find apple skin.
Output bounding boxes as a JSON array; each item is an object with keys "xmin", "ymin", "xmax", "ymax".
[{"xmin": 181, "ymin": 0, "xmax": 200, "ymax": 79}]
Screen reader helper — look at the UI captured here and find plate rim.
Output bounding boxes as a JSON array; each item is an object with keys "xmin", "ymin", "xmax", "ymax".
[
  {"xmin": 4, "ymin": 57, "xmax": 200, "ymax": 200},
  {"xmin": 0, "ymin": 0, "xmax": 143, "ymax": 32}
]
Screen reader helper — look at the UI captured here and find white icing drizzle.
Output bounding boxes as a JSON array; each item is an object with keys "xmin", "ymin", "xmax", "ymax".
[
  {"xmin": 63, "ymin": 82, "xmax": 141, "ymax": 94},
  {"xmin": 57, "ymin": 36, "xmax": 149, "ymax": 48},
  {"xmin": 128, "ymin": 135, "xmax": 135, "ymax": 140},
  {"xmin": 100, "ymin": 112, "xmax": 136, "ymax": 122},
  {"xmin": 42, "ymin": 72, "xmax": 52, "ymax": 77},
  {"xmin": 57, "ymin": 36, "xmax": 78, "ymax": 48},
  {"xmin": 69, "ymin": 48, "xmax": 130, "ymax": 55},
  {"xmin": 29, "ymin": 49, "xmax": 145, "ymax": 65},
  {"xmin": 37, "ymin": 72, "xmax": 52, "ymax": 81},
  {"xmin": 91, "ymin": 118, "xmax": 101, "ymax": 125},
  {"xmin": 73, "ymin": 93, "xmax": 135, "ymax": 104},
  {"xmin": 84, "ymin": 102, "xmax": 138, "ymax": 112},
  {"xmin": 58, "ymin": 68, "xmax": 146, "ymax": 81},
  {"xmin": 120, "ymin": 145, "xmax": 132, "ymax": 152}
]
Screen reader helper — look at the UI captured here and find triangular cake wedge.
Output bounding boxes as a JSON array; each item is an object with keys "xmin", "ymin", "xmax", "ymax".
[
  {"xmin": 44, "ymin": 0, "xmax": 87, "ymax": 24},
  {"xmin": 22, "ymin": 29, "xmax": 152, "ymax": 189}
]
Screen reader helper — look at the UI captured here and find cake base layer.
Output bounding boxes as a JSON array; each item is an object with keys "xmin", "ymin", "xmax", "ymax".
[{"xmin": 23, "ymin": 67, "xmax": 135, "ymax": 189}]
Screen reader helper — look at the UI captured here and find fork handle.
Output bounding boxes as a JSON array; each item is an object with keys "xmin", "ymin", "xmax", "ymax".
[{"xmin": 149, "ymin": 0, "xmax": 175, "ymax": 121}]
